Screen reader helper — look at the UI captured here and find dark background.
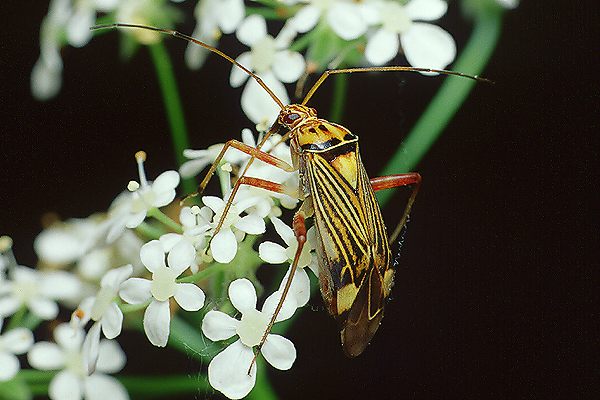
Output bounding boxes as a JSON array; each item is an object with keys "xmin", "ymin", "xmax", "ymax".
[{"xmin": 2, "ymin": 1, "xmax": 597, "ymax": 399}]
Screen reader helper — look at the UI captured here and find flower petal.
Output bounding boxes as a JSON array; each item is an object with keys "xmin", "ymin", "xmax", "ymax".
[
  {"xmin": 84, "ymin": 373, "xmax": 129, "ymax": 400},
  {"xmin": 140, "ymin": 240, "xmax": 166, "ymax": 273},
  {"xmin": 143, "ymin": 300, "xmax": 171, "ymax": 347},
  {"xmin": 211, "ymin": 228, "xmax": 238, "ymax": 264},
  {"xmin": 174, "ymin": 283, "xmax": 205, "ymax": 311},
  {"xmin": 365, "ymin": 29, "xmax": 400, "ymax": 65},
  {"xmin": 28, "ymin": 297, "xmax": 58, "ymax": 320},
  {"xmin": 0, "ymin": 297, "xmax": 20, "ymax": 318},
  {"xmin": 167, "ymin": 240, "xmax": 195, "ymax": 274},
  {"xmin": 100, "ymin": 265, "xmax": 132, "ymax": 290},
  {"xmin": 152, "ymin": 170, "xmax": 180, "ymax": 193},
  {"xmin": 272, "ymin": 51, "xmax": 305, "ymax": 83},
  {"xmin": 279, "ymin": 267, "xmax": 311, "ymax": 308},
  {"xmin": 27, "ymin": 342, "xmax": 65, "ymax": 370},
  {"xmin": 401, "ymin": 23, "xmax": 456, "ymax": 70},
  {"xmin": 218, "ymin": 0, "xmax": 245, "ymax": 34},
  {"xmin": 236, "ymin": 15, "xmax": 267, "ymax": 47},
  {"xmin": 202, "ymin": 310, "xmax": 239, "ymax": 341},
  {"xmin": 208, "ymin": 339, "xmax": 256, "ymax": 400},
  {"xmin": 119, "ymin": 278, "xmax": 152, "ymax": 304},
  {"xmin": 234, "ymin": 214, "xmax": 266, "ymax": 235},
  {"xmin": 83, "ymin": 321, "xmax": 102, "ymax": 374},
  {"xmin": 230, "ymin": 52, "xmax": 252, "ymax": 88},
  {"xmin": 54, "ymin": 323, "xmax": 84, "ymax": 351},
  {"xmin": 241, "ymin": 73, "xmax": 289, "ymax": 126},
  {"xmin": 229, "ymin": 278, "xmax": 257, "ymax": 313},
  {"xmin": 2, "ymin": 328, "xmax": 33, "ymax": 354},
  {"xmin": 262, "ymin": 289, "xmax": 297, "ymax": 323},
  {"xmin": 258, "ymin": 242, "xmax": 288, "ymax": 264},
  {"xmin": 405, "ymin": 0, "xmax": 448, "ymax": 21},
  {"xmin": 327, "ymin": 3, "xmax": 367, "ymax": 40},
  {"xmin": 261, "ymin": 334, "xmax": 296, "ymax": 370},
  {"xmin": 270, "ymin": 216, "xmax": 295, "ymax": 247},
  {"xmin": 100, "ymin": 303, "xmax": 123, "ymax": 339},
  {"xmin": 96, "ymin": 340, "xmax": 126, "ymax": 374},
  {"xmin": 290, "ymin": 5, "xmax": 320, "ymax": 33},
  {"xmin": 49, "ymin": 370, "xmax": 83, "ymax": 400},
  {"xmin": 0, "ymin": 353, "xmax": 19, "ymax": 381}
]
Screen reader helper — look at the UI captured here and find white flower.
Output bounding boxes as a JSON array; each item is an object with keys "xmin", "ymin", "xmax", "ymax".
[
  {"xmin": 185, "ymin": 0, "xmax": 245, "ymax": 69},
  {"xmin": 119, "ymin": 240, "xmax": 205, "ymax": 347},
  {"xmin": 231, "ymin": 15, "xmax": 305, "ymax": 126},
  {"xmin": 158, "ymin": 206, "xmax": 212, "ymax": 273},
  {"xmin": 258, "ymin": 217, "xmax": 317, "ymax": 307},
  {"xmin": 202, "ymin": 195, "xmax": 266, "ymax": 264},
  {"xmin": 72, "ymin": 265, "xmax": 132, "ymax": 374},
  {"xmin": 288, "ymin": 0, "xmax": 378, "ymax": 41},
  {"xmin": 496, "ymin": 0, "xmax": 519, "ymax": 9},
  {"xmin": 31, "ymin": 0, "xmax": 70, "ymax": 100},
  {"xmin": 28, "ymin": 323, "xmax": 128, "ymax": 400},
  {"xmin": 0, "ymin": 266, "xmax": 81, "ymax": 320},
  {"xmin": 77, "ymin": 230, "xmax": 145, "ymax": 281},
  {"xmin": 202, "ymin": 279, "xmax": 297, "ymax": 399},
  {"xmin": 365, "ymin": 0, "xmax": 456, "ymax": 69},
  {"xmin": 115, "ymin": 0, "xmax": 185, "ymax": 44},
  {"xmin": 65, "ymin": 0, "xmax": 120, "ymax": 48},
  {"xmin": 34, "ymin": 216, "xmax": 107, "ymax": 267},
  {"xmin": 106, "ymin": 151, "xmax": 180, "ymax": 243},
  {"xmin": 0, "ymin": 318, "xmax": 34, "ymax": 381},
  {"xmin": 179, "ymin": 130, "xmax": 253, "ymax": 179}
]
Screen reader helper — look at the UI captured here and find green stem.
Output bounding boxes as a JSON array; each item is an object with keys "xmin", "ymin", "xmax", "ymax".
[
  {"xmin": 118, "ymin": 375, "xmax": 210, "ymax": 397},
  {"xmin": 328, "ymin": 74, "xmax": 348, "ymax": 122},
  {"xmin": 177, "ymin": 262, "xmax": 226, "ymax": 283},
  {"xmin": 135, "ymin": 221, "xmax": 165, "ymax": 240},
  {"xmin": 147, "ymin": 207, "xmax": 183, "ymax": 233},
  {"xmin": 376, "ymin": 8, "xmax": 503, "ymax": 206},
  {"xmin": 148, "ymin": 42, "xmax": 196, "ymax": 195}
]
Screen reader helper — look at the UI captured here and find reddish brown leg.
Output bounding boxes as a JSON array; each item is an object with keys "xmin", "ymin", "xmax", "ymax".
[
  {"xmin": 248, "ymin": 203, "xmax": 311, "ymax": 373},
  {"xmin": 370, "ymin": 173, "xmax": 422, "ymax": 243}
]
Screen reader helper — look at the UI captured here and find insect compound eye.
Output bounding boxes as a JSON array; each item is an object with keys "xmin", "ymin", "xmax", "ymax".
[{"xmin": 282, "ymin": 112, "xmax": 301, "ymax": 126}]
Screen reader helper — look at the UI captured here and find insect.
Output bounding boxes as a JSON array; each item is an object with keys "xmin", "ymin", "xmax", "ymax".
[{"xmin": 92, "ymin": 23, "xmax": 489, "ymax": 361}]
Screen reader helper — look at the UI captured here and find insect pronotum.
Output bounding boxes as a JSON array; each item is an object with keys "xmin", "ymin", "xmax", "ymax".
[{"xmin": 91, "ymin": 23, "xmax": 489, "ymax": 365}]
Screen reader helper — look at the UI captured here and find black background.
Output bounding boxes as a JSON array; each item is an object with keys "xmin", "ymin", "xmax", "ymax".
[{"xmin": 1, "ymin": 1, "xmax": 597, "ymax": 399}]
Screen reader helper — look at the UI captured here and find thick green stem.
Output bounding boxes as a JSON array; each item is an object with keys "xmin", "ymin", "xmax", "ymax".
[
  {"xmin": 118, "ymin": 375, "xmax": 210, "ymax": 396},
  {"xmin": 376, "ymin": 9, "xmax": 503, "ymax": 206},
  {"xmin": 328, "ymin": 74, "xmax": 348, "ymax": 122},
  {"xmin": 148, "ymin": 43, "xmax": 196, "ymax": 195},
  {"xmin": 147, "ymin": 207, "xmax": 183, "ymax": 233}
]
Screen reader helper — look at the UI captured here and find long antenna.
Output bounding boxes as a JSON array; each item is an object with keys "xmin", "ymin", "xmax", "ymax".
[
  {"xmin": 302, "ymin": 66, "xmax": 494, "ymax": 105},
  {"xmin": 90, "ymin": 23, "xmax": 285, "ymax": 110}
]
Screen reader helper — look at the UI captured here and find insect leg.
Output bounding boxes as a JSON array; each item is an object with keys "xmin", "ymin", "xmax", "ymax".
[
  {"xmin": 248, "ymin": 201, "xmax": 312, "ymax": 373},
  {"xmin": 370, "ymin": 173, "xmax": 422, "ymax": 243},
  {"xmin": 196, "ymin": 123, "xmax": 288, "ymax": 196}
]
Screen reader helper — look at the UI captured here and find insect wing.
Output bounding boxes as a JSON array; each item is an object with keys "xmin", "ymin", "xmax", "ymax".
[{"xmin": 302, "ymin": 124, "xmax": 392, "ymax": 356}]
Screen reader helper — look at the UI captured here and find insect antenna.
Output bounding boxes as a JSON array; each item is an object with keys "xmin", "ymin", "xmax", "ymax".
[
  {"xmin": 90, "ymin": 23, "xmax": 285, "ymax": 110},
  {"xmin": 302, "ymin": 66, "xmax": 494, "ymax": 105}
]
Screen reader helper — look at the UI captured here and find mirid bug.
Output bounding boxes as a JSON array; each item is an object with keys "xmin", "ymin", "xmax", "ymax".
[{"xmin": 91, "ymin": 23, "xmax": 489, "ymax": 361}]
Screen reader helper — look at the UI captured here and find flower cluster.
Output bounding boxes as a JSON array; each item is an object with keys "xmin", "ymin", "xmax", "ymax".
[
  {"xmin": 32, "ymin": 0, "xmax": 499, "ymax": 128},
  {"xmin": 1, "ymin": 125, "xmax": 316, "ymax": 398}
]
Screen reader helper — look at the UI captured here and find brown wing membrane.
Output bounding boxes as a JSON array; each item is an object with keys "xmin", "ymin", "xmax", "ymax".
[{"xmin": 340, "ymin": 266, "xmax": 386, "ymax": 357}]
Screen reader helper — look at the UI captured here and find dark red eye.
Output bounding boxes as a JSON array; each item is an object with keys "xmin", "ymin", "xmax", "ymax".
[{"xmin": 282, "ymin": 113, "xmax": 300, "ymax": 125}]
